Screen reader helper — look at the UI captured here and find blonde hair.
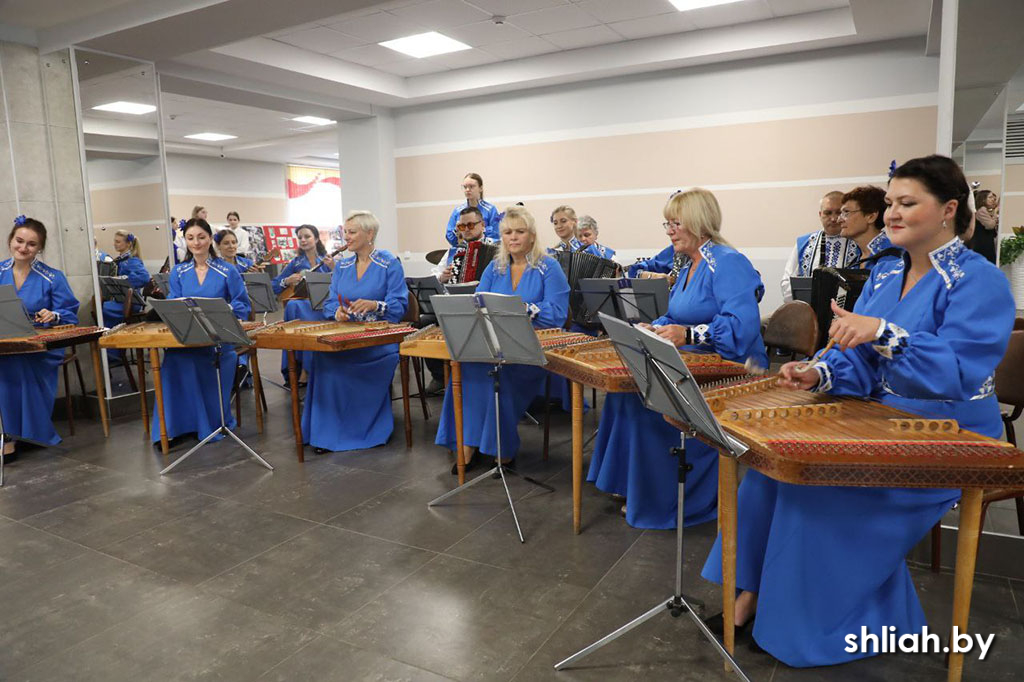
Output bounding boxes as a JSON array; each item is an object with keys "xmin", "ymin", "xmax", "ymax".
[
  {"xmin": 114, "ymin": 229, "xmax": 141, "ymax": 258},
  {"xmin": 663, "ymin": 188, "xmax": 729, "ymax": 247},
  {"xmin": 345, "ymin": 210, "xmax": 380, "ymax": 242},
  {"xmin": 191, "ymin": 205, "xmax": 206, "ymax": 219},
  {"xmin": 495, "ymin": 206, "xmax": 545, "ymax": 272}
]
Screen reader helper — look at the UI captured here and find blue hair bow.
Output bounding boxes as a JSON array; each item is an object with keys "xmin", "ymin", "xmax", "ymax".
[
  {"xmin": 13, "ymin": 215, "xmax": 27, "ymax": 226},
  {"xmin": 888, "ymin": 160, "xmax": 898, "ymax": 179},
  {"xmin": 178, "ymin": 219, "xmax": 187, "ymax": 230},
  {"xmin": 125, "ymin": 233, "xmax": 135, "ymax": 243}
]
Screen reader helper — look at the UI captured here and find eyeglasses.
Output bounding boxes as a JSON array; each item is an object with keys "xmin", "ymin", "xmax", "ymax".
[
  {"xmin": 455, "ymin": 221, "xmax": 481, "ymax": 229},
  {"xmin": 820, "ymin": 210, "xmax": 842, "ymax": 218},
  {"xmin": 662, "ymin": 220, "xmax": 682, "ymax": 232},
  {"xmin": 839, "ymin": 209, "xmax": 862, "ymax": 218}
]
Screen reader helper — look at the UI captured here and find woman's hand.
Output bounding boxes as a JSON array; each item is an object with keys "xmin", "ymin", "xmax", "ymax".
[
  {"xmin": 322, "ymin": 255, "xmax": 336, "ymax": 271},
  {"xmin": 284, "ymin": 273, "xmax": 302, "ymax": 286},
  {"xmin": 334, "ymin": 307, "xmax": 349, "ymax": 322},
  {"xmin": 778, "ymin": 361, "xmax": 821, "ymax": 390},
  {"xmin": 654, "ymin": 324, "xmax": 688, "ymax": 347},
  {"xmin": 34, "ymin": 308, "xmax": 56, "ymax": 325},
  {"xmin": 347, "ymin": 299, "xmax": 378, "ymax": 315},
  {"xmin": 828, "ymin": 300, "xmax": 882, "ymax": 351}
]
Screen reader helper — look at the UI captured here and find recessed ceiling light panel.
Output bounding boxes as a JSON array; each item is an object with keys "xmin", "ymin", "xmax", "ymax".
[
  {"xmin": 292, "ymin": 116, "xmax": 336, "ymax": 126},
  {"xmin": 92, "ymin": 101, "xmax": 156, "ymax": 115},
  {"xmin": 184, "ymin": 132, "xmax": 237, "ymax": 142},
  {"xmin": 379, "ymin": 31, "xmax": 471, "ymax": 59},
  {"xmin": 983, "ymin": 142, "xmax": 1004, "ymax": 150},
  {"xmin": 668, "ymin": 0, "xmax": 745, "ymax": 11}
]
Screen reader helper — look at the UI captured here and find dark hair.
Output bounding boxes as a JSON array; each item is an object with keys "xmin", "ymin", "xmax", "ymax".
[
  {"xmin": 974, "ymin": 190, "xmax": 994, "ymax": 209},
  {"xmin": 295, "ymin": 224, "xmax": 326, "ymax": 256},
  {"xmin": 213, "ymin": 229, "xmax": 236, "ymax": 245},
  {"xmin": 890, "ymin": 155, "xmax": 972, "ymax": 235},
  {"xmin": 227, "ymin": 211, "xmax": 240, "ymax": 221},
  {"xmin": 182, "ymin": 218, "xmax": 216, "ymax": 261},
  {"xmin": 464, "ymin": 172, "xmax": 484, "ymax": 198},
  {"xmin": 458, "ymin": 206, "xmax": 483, "ymax": 222},
  {"xmin": 842, "ymin": 185, "xmax": 886, "ymax": 230},
  {"xmin": 8, "ymin": 216, "xmax": 47, "ymax": 251}
]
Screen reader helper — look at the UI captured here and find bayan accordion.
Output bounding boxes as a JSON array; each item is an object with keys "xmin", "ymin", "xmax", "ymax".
[
  {"xmin": 451, "ymin": 240, "xmax": 499, "ymax": 284},
  {"xmin": 810, "ymin": 267, "xmax": 870, "ymax": 350},
  {"xmin": 554, "ymin": 249, "xmax": 621, "ymax": 327},
  {"xmin": 0, "ymin": 325, "xmax": 104, "ymax": 355}
]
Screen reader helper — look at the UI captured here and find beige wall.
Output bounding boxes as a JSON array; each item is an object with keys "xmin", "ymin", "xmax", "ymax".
[
  {"xmin": 1003, "ymin": 162, "xmax": 1024, "ymax": 235},
  {"xmin": 168, "ymin": 194, "xmax": 287, "ymax": 226},
  {"xmin": 395, "ymin": 106, "xmax": 938, "ymax": 253}
]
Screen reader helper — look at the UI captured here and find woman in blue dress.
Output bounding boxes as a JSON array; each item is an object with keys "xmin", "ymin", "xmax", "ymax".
[
  {"xmin": 0, "ymin": 216, "xmax": 80, "ymax": 455},
  {"xmin": 588, "ymin": 188, "xmax": 768, "ymax": 530},
  {"xmin": 577, "ymin": 215, "xmax": 616, "ymax": 260},
  {"xmin": 214, "ymin": 229, "xmax": 256, "ymax": 274},
  {"xmin": 272, "ymin": 224, "xmax": 337, "ymax": 385},
  {"xmin": 151, "ymin": 218, "xmax": 250, "ymax": 444},
  {"xmin": 701, "ymin": 155, "xmax": 1015, "ymax": 667},
  {"xmin": 436, "ymin": 206, "xmax": 571, "ymax": 473},
  {"xmin": 101, "ymin": 230, "xmax": 151, "ymax": 364},
  {"xmin": 302, "ymin": 211, "xmax": 407, "ymax": 454}
]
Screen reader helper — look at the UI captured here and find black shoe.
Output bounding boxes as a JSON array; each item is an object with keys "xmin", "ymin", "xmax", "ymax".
[
  {"xmin": 705, "ymin": 612, "xmax": 754, "ymax": 638},
  {"xmin": 1, "ymin": 449, "xmax": 17, "ymax": 463},
  {"xmin": 313, "ymin": 447, "xmax": 331, "ymax": 455},
  {"xmin": 451, "ymin": 450, "xmax": 478, "ymax": 475}
]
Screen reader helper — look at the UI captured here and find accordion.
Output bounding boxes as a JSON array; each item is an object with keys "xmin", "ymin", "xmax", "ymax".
[
  {"xmin": 554, "ymin": 249, "xmax": 621, "ymax": 328},
  {"xmin": 452, "ymin": 240, "xmax": 499, "ymax": 284},
  {"xmin": 810, "ymin": 267, "xmax": 871, "ymax": 350}
]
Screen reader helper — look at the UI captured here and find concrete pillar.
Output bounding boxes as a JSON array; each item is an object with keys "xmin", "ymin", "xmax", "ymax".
[{"xmin": 337, "ymin": 111, "xmax": 398, "ymax": 253}]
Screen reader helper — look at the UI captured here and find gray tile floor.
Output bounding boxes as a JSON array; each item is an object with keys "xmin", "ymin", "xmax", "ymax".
[{"xmin": 2, "ymin": 349, "xmax": 1023, "ymax": 681}]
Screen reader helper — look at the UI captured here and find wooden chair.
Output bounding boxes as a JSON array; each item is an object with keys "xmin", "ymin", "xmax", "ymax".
[
  {"xmin": 763, "ymin": 301, "xmax": 819, "ymax": 358},
  {"xmin": 931, "ymin": 325, "xmax": 1024, "ymax": 571},
  {"xmin": 234, "ymin": 311, "xmax": 268, "ymax": 427},
  {"xmin": 396, "ymin": 292, "xmax": 429, "ymax": 420},
  {"xmin": 58, "ymin": 348, "xmax": 87, "ymax": 435}
]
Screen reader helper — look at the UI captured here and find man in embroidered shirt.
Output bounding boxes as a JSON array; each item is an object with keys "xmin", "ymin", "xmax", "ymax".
[{"xmin": 780, "ymin": 191, "xmax": 861, "ymax": 302}]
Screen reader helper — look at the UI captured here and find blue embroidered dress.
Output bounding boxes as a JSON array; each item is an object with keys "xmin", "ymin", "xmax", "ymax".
[
  {"xmin": 0, "ymin": 259, "xmax": 80, "ymax": 445},
  {"xmin": 101, "ymin": 253, "xmax": 150, "ymax": 363},
  {"xmin": 701, "ymin": 238, "xmax": 1014, "ymax": 667},
  {"xmin": 547, "ymin": 237, "xmax": 583, "ymax": 254},
  {"xmin": 224, "ymin": 256, "xmax": 254, "ymax": 274},
  {"xmin": 582, "ymin": 243, "xmax": 616, "ymax": 259},
  {"xmin": 150, "ymin": 258, "xmax": 250, "ymax": 442},
  {"xmin": 589, "ymin": 242, "xmax": 768, "ymax": 529},
  {"xmin": 301, "ymin": 250, "xmax": 407, "ymax": 452},
  {"xmin": 445, "ymin": 200, "xmax": 501, "ymax": 247},
  {"xmin": 627, "ymin": 244, "xmax": 689, "ymax": 279},
  {"xmin": 436, "ymin": 256, "xmax": 570, "ymax": 460},
  {"xmin": 859, "ymin": 231, "xmax": 898, "ymax": 270},
  {"xmin": 272, "ymin": 252, "xmax": 333, "ymax": 381}
]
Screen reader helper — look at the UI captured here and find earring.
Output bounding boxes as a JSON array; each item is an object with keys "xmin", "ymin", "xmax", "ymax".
[{"xmin": 942, "ymin": 220, "xmax": 947, "ymax": 229}]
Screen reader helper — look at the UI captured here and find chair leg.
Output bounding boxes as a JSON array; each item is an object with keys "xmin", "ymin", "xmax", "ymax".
[
  {"xmin": 1006, "ymin": 418, "xmax": 1017, "ymax": 448},
  {"xmin": 413, "ymin": 357, "xmax": 429, "ymax": 421},
  {"xmin": 63, "ymin": 360, "xmax": 74, "ymax": 436},
  {"xmin": 124, "ymin": 351, "xmax": 139, "ymax": 393},
  {"xmin": 930, "ymin": 522, "xmax": 941, "ymax": 573},
  {"xmin": 235, "ymin": 379, "xmax": 242, "ymax": 428},
  {"xmin": 543, "ymin": 375, "xmax": 551, "ymax": 461},
  {"xmin": 592, "ymin": 387, "xmax": 597, "ymax": 409},
  {"xmin": 73, "ymin": 355, "xmax": 87, "ymax": 398}
]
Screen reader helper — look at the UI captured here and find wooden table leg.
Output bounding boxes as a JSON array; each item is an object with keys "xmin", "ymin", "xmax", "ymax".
[
  {"xmin": 948, "ymin": 488, "xmax": 983, "ymax": 682},
  {"xmin": 452, "ymin": 361, "xmax": 465, "ymax": 486},
  {"xmin": 138, "ymin": 348, "xmax": 149, "ymax": 438},
  {"xmin": 149, "ymin": 348, "xmax": 168, "ymax": 456},
  {"xmin": 400, "ymin": 355, "xmax": 412, "ymax": 448},
  {"xmin": 542, "ymin": 374, "xmax": 551, "ymax": 461},
  {"xmin": 719, "ymin": 453, "xmax": 739, "ymax": 672},
  {"xmin": 89, "ymin": 341, "xmax": 109, "ymax": 437},
  {"xmin": 443, "ymin": 361, "xmax": 449, "ymax": 388},
  {"xmin": 250, "ymin": 349, "xmax": 264, "ymax": 435},
  {"xmin": 572, "ymin": 381, "xmax": 583, "ymax": 535},
  {"xmin": 287, "ymin": 350, "xmax": 303, "ymax": 463}
]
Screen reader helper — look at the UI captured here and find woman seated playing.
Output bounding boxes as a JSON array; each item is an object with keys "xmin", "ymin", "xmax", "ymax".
[
  {"xmin": 436, "ymin": 206, "xmax": 570, "ymax": 473},
  {"xmin": 0, "ymin": 216, "xmax": 80, "ymax": 457},
  {"xmin": 588, "ymin": 188, "xmax": 768, "ymax": 529},
  {"xmin": 302, "ymin": 211, "xmax": 407, "ymax": 454},
  {"xmin": 214, "ymin": 229, "xmax": 256, "ymax": 274},
  {"xmin": 701, "ymin": 155, "xmax": 1015, "ymax": 667},
  {"xmin": 151, "ymin": 219, "xmax": 250, "ymax": 444}
]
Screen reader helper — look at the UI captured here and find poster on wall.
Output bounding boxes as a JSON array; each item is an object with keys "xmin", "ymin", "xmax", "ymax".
[{"xmin": 286, "ymin": 165, "xmax": 342, "ymax": 228}]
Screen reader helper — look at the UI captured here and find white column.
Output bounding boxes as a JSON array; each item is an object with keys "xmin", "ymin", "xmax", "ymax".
[
  {"xmin": 936, "ymin": 0, "xmax": 958, "ymax": 155},
  {"xmin": 337, "ymin": 111, "xmax": 398, "ymax": 253}
]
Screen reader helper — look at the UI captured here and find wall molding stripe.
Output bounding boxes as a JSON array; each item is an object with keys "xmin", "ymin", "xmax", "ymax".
[
  {"xmin": 394, "ymin": 93, "xmax": 939, "ymax": 158},
  {"xmin": 396, "ymin": 174, "xmax": 890, "ymax": 210},
  {"xmin": 171, "ymin": 188, "xmax": 287, "ymax": 199}
]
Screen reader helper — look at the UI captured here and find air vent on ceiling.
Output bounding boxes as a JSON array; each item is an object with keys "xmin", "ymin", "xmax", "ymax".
[{"xmin": 1007, "ymin": 114, "xmax": 1024, "ymax": 159}]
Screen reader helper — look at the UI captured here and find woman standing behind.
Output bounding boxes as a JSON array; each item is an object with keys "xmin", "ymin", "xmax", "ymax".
[
  {"xmin": 969, "ymin": 189, "xmax": 998, "ymax": 264},
  {"xmin": 548, "ymin": 205, "xmax": 583, "ymax": 252},
  {"xmin": 101, "ymin": 230, "xmax": 150, "ymax": 327},
  {"xmin": 0, "ymin": 217, "xmax": 80, "ymax": 455},
  {"xmin": 272, "ymin": 224, "xmax": 336, "ymax": 385},
  {"xmin": 588, "ymin": 189, "xmax": 767, "ymax": 529},
  {"xmin": 152, "ymin": 218, "xmax": 250, "ymax": 444},
  {"xmin": 436, "ymin": 206, "xmax": 570, "ymax": 472},
  {"xmin": 214, "ymin": 230, "xmax": 255, "ymax": 274},
  {"xmin": 701, "ymin": 156, "xmax": 1014, "ymax": 667},
  {"xmin": 302, "ymin": 211, "xmax": 407, "ymax": 454},
  {"xmin": 445, "ymin": 173, "xmax": 500, "ymax": 247}
]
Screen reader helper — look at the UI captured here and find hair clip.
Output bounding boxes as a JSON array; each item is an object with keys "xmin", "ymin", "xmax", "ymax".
[
  {"xmin": 178, "ymin": 218, "xmax": 187, "ymax": 230},
  {"xmin": 14, "ymin": 215, "xmax": 27, "ymax": 226},
  {"xmin": 888, "ymin": 160, "xmax": 898, "ymax": 179},
  {"xmin": 125, "ymin": 233, "xmax": 135, "ymax": 243},
  {"xmin": 669, "ymin": 189, "xmax": 683, "ymax": 198}
]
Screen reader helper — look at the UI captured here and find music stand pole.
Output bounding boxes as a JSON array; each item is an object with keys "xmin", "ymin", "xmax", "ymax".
[{"xmin": 554, "ymin": 343, "xmax": 750, "ymax": 680}]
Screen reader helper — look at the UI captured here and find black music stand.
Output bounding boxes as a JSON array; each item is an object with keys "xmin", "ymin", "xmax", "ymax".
[
  {"xmin": 243, "ymin": 272, "xmax": 278, "ymax": 317},
  {"xmin": 151, "ymin": 272, "xmax": 170, "ymax": 295},
  {"xmin": 789, "ymin": 276, "xmax": 813, "ymax": 305},
  {"xmin": 98, "ymin": 275, "xmax": 144, "ymax": 311},
  {"xmin": 579, "ymin": 277, "xmax": 669, "ymax": 325},
  {"xmin": 444, "ymin": 282, "xmax": 477, "ymax": 295},
  {"xmin": 406, "ymin": 276, "xmax": 445, "ymax": 326},
  {"xmin": 554, "ymin": 312, "xmax": 750, "ymax": 679},
  {"xmin": 0, "ymin": 286, "xmax": 67, "ymax": 485},
  {"xmin": 426, "ymin": 292, "xmax": 555, "ymax": 543},
  {"xmin": 292, "ymin": 272, "xmax": 332, "ymax": 311},
  {"xmin": 149, "ymin": 297, "xmax": 273, "ymax": 475}
]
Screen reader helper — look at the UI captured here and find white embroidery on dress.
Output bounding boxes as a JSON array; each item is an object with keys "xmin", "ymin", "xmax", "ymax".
[
  {"xmin": 691, "ymin": 323, "xmax": 712, "ymax": 346},
  {"xmin": 928, "ymin": 237, "xmax": 965, "ymax": 290},
  {"xmin": 812, "ymin": 361, "xmax": 833, "ymax": 392},
  {"xmin": 971, "ymin": 375, "xmax": 995, "ymax": 401},
  {"xmin": 872, "ymin": 321, "xmax": 910, "ymax": 359},
  {"xmin": 699, "ymin": 241, "xmax": 716, "ymax": 272}
]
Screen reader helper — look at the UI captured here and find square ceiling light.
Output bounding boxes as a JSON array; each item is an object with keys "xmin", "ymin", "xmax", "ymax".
[
  {"xmin": 292, "ymin": 116, "xmax": 336, "ymax": 126},
  {"xmin": 185, "ymin": 132, "xmax": 237, "ymax": 141},
  {"xmin": 984, "ymin": 142, "xmax": 1003, "ymax": 150},
  {"xmin": 92, "ymin": 101, "xmax": 156, "ymax": 115},
  {"xmin": 668, "ymin": 0, "xmax": 745, "ymax": 10},
  {"xmin": 379, "ymin": 31, "xmax": 471, "ymax": 59}
]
